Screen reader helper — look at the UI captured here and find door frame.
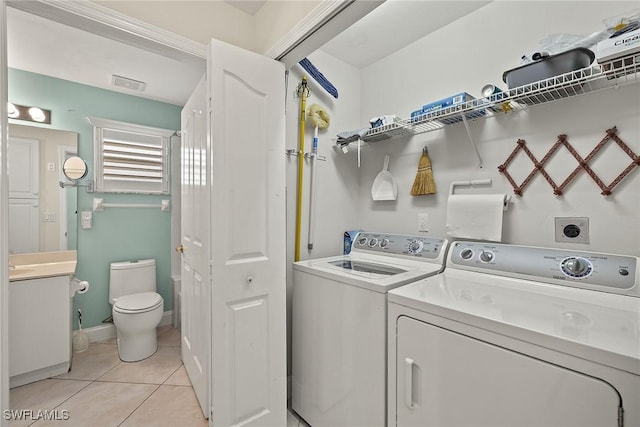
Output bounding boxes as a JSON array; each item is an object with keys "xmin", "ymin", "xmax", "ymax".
[
  {"xmin": 0, "ymin": 0, "xmax": 384, "ymax": 420},
  {"xmin": 1, "ymin": 0, "xmax": 9, "ymax": 419}
]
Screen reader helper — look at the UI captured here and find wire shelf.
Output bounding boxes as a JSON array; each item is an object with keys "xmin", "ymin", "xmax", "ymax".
[{"xmin": 362, "ymin": 52, "xmax": 640, "ymax": 142}]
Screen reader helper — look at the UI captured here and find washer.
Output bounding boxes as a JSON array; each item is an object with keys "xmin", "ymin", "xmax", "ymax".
[
  {"xmin": 292, "ymin": 232, "xmax": 449, "ymax": 427},
  {"xmin": 387, "ymin": 241, "xmax": 640, "ymax": 427}
]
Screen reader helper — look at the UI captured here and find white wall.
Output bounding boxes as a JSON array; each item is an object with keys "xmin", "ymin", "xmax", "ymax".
[
  {"xmin": 286, "ymin": 49, "xmax": 363, "ymax": 261},
  {"xmin": 95, "ymin": 0, "xmax": 256, "ymax": 50},
  {"xmin": 254, "ymin": 1, "xmax": 321, "ymax": 54},
  {"xmin": 346, "ymin": 0, "xmax": 640, "ymax": 255}
]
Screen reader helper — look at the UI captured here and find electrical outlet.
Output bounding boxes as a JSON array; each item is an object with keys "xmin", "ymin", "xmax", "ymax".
[
  {"xmin": 555, "ymin": 217, "xmax": 589, "ymax": 243},
  {"xmin": 418, "ymin": 213, "xmax": 429, "ymax": 232}
]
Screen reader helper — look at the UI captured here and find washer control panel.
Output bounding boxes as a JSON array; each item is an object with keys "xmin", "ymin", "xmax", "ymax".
[
  {"xmin": 449, "ymin": 241, "xmax": 638, "ymax": 296},
  {"xmin": 354, "ymin": 232, "xmax": 446, "ymax": 259}
]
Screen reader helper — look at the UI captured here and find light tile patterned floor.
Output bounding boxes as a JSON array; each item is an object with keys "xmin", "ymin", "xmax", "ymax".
[
  {"xmin": 9, "ymin": 326, "xmax": 206, "ymax": 427},
  {"xmin": 9, "ymin": 326, "xmax": 305, "ymax": 427}
]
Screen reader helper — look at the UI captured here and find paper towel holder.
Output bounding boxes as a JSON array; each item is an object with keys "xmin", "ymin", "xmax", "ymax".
[{"xmin": 449, "ymin": 179, "xmax": 511, "ymax": 208}]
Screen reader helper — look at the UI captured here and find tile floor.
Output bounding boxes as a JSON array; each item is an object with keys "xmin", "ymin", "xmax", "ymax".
[{"xmin": 10, "ymin": 326, "xmax": 305, "ymax": 427}]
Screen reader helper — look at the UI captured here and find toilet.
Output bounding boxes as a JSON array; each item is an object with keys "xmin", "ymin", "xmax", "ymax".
[{"xmin": 109, "ymin": 259, "xmax": 164, "ymax": 362}]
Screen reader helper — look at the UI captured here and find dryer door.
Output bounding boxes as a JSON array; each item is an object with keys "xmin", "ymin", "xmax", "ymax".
[{"xmin": 395, "ymin": 316, "xmax": 621, "ymax": 427}]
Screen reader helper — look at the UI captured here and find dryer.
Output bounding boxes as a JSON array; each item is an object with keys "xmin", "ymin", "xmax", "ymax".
[
  {"xmin": 387, "ymin": 241, "xmax": 640, "ymax": 427},
  {"xmin": 292, "ymin": 232, "xmax": 448, "ymax": 427}
]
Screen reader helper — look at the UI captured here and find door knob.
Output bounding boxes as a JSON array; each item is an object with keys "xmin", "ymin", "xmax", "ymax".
[{"xmin": 176, "ymin": 244, "xmax": 184, "ymax": 253}]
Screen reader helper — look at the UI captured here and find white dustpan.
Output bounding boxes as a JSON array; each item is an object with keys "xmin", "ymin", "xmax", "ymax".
[{"xmin": 371, "ymin": 155, "xmax": 398, "ymax": 201}]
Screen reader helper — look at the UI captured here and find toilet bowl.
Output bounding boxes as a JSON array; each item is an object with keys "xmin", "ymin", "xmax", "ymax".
[
  {"xmin": 112, "ymin": 292, "xmax": 164, "ymax": 362},
  {"xmin": 109, "ymin": 259, "xmax": 164, "ymax": 362}
]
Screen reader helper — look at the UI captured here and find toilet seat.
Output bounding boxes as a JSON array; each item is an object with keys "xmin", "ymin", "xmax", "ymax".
[{"xmin": 113, "ymin": 292, "xmax": 163, "ymax": 314}]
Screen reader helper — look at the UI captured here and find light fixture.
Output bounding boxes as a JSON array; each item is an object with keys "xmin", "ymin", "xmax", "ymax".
[
  {"xmin": 7, "ymin": 103, "xmax": 19, "ymax": 118},
  {"xmin": 7, "ymin": 102, "xmax": 51, "ymax": 124}
]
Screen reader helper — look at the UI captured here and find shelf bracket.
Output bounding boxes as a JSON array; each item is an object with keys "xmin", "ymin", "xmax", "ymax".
[{"xmin": 460, "ymin": 113, "xmax": 484, "ymax": 169}]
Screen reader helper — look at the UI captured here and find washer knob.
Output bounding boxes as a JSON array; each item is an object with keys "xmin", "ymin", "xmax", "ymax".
[
  {"xmin": 368, "ymin": 238, "xmax": 379, "ymax": 247},
  {"xmin": 408, "ymin": 240, "xmax": 423, "ymax": 254},
  {"xmin": 380, "ymin": 238, "xmax": 390, "ymax": 248},
  {"xmin": 460, "ymin": 249, "xmax": 474, "ymax": 260},
  {"xmin": 357, "ymin": 236, "xmax": 368, "ymax": 246},
  {"xmin": 479, "ymin": 250, "xmax": 494, "ymax": 263}
]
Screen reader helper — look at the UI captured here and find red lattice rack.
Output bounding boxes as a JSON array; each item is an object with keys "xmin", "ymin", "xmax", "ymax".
[{"xmin": 498, "ymin": 127, "xmax": 639, "ymax": 196}]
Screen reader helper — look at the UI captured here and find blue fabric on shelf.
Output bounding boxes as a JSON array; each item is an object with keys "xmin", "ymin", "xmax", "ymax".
[{"xmin": 299, "ymin": 58, "xmax": 339, "ymax": 99}]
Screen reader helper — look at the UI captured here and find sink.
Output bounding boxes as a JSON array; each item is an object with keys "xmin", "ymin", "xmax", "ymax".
[
  {"xmin": 8, "ymin": 250, "xmax": 77, "ymax": 282},
  {"xmin": 9, "ymin": 267, "xmax": 36, "ymax": 280}
]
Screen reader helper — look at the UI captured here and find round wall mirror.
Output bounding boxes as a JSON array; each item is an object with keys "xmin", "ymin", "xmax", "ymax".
[{"xmin": 62, "ymin": 156, "xmax": 88, "ymax": 181}]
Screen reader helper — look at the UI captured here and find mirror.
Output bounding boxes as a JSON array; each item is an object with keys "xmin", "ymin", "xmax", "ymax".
[
  {"xmin": 62, "ymin": 156, "xmax": 88, "ymax": 181},
  {"xmin": 8, "ymin": 124, "xmax": 79, "ymax": 254}
]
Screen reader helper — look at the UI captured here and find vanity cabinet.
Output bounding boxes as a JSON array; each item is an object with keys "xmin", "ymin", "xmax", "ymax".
[{"xmin": 9, "ymin": 275, "xmax": 72, "ymax": 388}]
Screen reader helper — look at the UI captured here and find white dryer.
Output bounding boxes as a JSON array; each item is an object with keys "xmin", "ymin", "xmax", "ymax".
[
  {"xmin": 292, "ymin": 232, "xmax": 448, "ymax": 427},
  {"xmin": 388, "ymin": 241, "xmax": 640, "ymax": 427}
]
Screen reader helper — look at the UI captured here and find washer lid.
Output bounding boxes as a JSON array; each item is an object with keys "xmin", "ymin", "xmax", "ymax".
[
  {"xmin": 114, "ymin": 292, "xmax": 163, "ymax": 312},
  {"xmin": 293, "ymin": 251, "xmax": 444, "ymax": 293}
]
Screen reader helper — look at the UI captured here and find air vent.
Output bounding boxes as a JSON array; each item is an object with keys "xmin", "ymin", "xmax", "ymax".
[{"xmin": 111, "ymin": 75, "xmax": 146, "ymax": 91}]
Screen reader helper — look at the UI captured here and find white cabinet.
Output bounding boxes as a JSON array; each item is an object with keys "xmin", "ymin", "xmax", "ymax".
[
  {"xmin": 395, "ymin": 316, "xmax": 621, "ymax": 427},
  {"xmin": 9, "ymin": 275, "xmax": 72, "ymax": 388}
]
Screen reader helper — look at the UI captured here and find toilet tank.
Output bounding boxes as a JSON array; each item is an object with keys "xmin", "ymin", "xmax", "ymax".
[{"xmin": 109, "ymin": 259, "xmax": 157, "ymax": 304}]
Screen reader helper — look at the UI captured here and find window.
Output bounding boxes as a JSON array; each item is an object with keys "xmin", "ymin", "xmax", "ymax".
[{"xmin": 88, "ymin": 117, "xmax": 174, "ymax": 194}]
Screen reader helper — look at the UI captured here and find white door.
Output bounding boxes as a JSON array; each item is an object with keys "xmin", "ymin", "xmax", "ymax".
[
  {"xmin": 8, "ymin": 198, "xmax": 39, "ymax": 253},
  {"xmin": 180, "ymin": 74, "xmax": 209, "ymax": 417},
  {"xmin": 7, "ymin": 137, "xmax": 39, "ymax": 199},
  {"xmin": 395, "ymin": 316, "xmax": 621, "ymax": 427},
  {"xmin": 208, "ymin": 39, "xmax": 286, "ymax": 426}
]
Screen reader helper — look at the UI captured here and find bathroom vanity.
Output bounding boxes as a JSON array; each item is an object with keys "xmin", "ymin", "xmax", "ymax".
[{"xmin": 8, "ymin": 250, "xmax": 77, "ymax": 387}]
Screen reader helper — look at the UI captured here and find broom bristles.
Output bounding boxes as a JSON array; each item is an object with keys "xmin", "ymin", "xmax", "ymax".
[{"xmin": 410, "ymin": 149, "xmax": 436, "ymax": 196}]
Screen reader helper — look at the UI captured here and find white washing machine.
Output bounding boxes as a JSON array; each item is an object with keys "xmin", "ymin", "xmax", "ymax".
[
  {"xmin": 387, "ymin": 241, "xmax": 640, "ymax": 427},
  {"xmin": 292, "ymin": 232, "xmax": 449, "ymax": 427}
]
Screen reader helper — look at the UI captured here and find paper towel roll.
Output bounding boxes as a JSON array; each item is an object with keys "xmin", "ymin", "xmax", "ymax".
[{"xmin": 446, "ymin": 194, "xmax": 509, "ymax": 242}]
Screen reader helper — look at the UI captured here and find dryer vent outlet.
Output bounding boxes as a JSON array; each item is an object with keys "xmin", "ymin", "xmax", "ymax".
[{"xmin": 555, "ymin": 217, "xmax": 589, "ymax": 243}]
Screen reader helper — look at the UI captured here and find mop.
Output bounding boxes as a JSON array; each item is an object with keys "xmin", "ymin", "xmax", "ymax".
[
  {"xmin": 299, "ymin": 58, "xmax": 338, "ymax": 99},
  {"xmin": 307, "ymin": 104, "xmax": 330, "ymax": 250}
]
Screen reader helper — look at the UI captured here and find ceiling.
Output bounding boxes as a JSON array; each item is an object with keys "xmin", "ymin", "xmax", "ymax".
[
  {"xmin": 320, "ymin": 0, "xmax": 491, "ymax": 68},
  {"xmin": 225, "ymin": 0, "xmax": 267, "ymax": 16},
  {"xmin": 6, "ymin": 1, "xmax": 491, "ymax": 107},
  {"xmin": 6, "ymin": 7, "xmax": 205, "ymax": 106}
]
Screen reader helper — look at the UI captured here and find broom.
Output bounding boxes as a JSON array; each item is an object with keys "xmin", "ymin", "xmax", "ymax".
[{"xmin": 410, "ymin": 147, "xmax": 437, "ymax": 195}]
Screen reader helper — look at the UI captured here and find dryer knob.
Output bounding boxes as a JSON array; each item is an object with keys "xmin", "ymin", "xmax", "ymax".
[
  {"xmin": 561, "ymin": 256, "xmax": 592, "ymax": 278},
  {"xmin": 380, "ymin": 238, "xmax": 390, "ymax": 248},
  {"xmin": 368, "ymin": 238, "xmax": 379, "ymax": 247},
  {"xmin": 460, "ymin": 249, "xmax": 474, "ymax": 260},
  {"xmin": 479, "ymin": 250, "xmax": 494, "ymax": 263}
]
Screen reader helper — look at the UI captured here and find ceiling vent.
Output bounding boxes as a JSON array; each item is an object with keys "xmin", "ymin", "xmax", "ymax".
[{"xmin": 111, "ymin": 75, "xmax": 146, "ymax": 92}]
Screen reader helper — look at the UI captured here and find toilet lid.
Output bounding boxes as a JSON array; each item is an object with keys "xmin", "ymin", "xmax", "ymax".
[{"xmin": 114, "ymin": 292, "xmax": 163, "ymax": 312}]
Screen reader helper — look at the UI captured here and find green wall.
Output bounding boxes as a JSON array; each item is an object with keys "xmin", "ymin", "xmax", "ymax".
[{"xmin": 9, "ymin": 68, "xmax": 182, "ymax": 329}]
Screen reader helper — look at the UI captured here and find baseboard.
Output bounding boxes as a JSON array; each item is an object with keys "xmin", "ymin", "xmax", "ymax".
[{"xmin": 85, "ymin": 310, "xmax": 173, "ymax": 343}]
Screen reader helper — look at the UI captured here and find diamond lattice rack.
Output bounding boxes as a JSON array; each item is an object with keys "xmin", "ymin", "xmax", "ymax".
[{"xmin": 360, "ymin": 52, "xmax": 640, "ymax": 167}]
